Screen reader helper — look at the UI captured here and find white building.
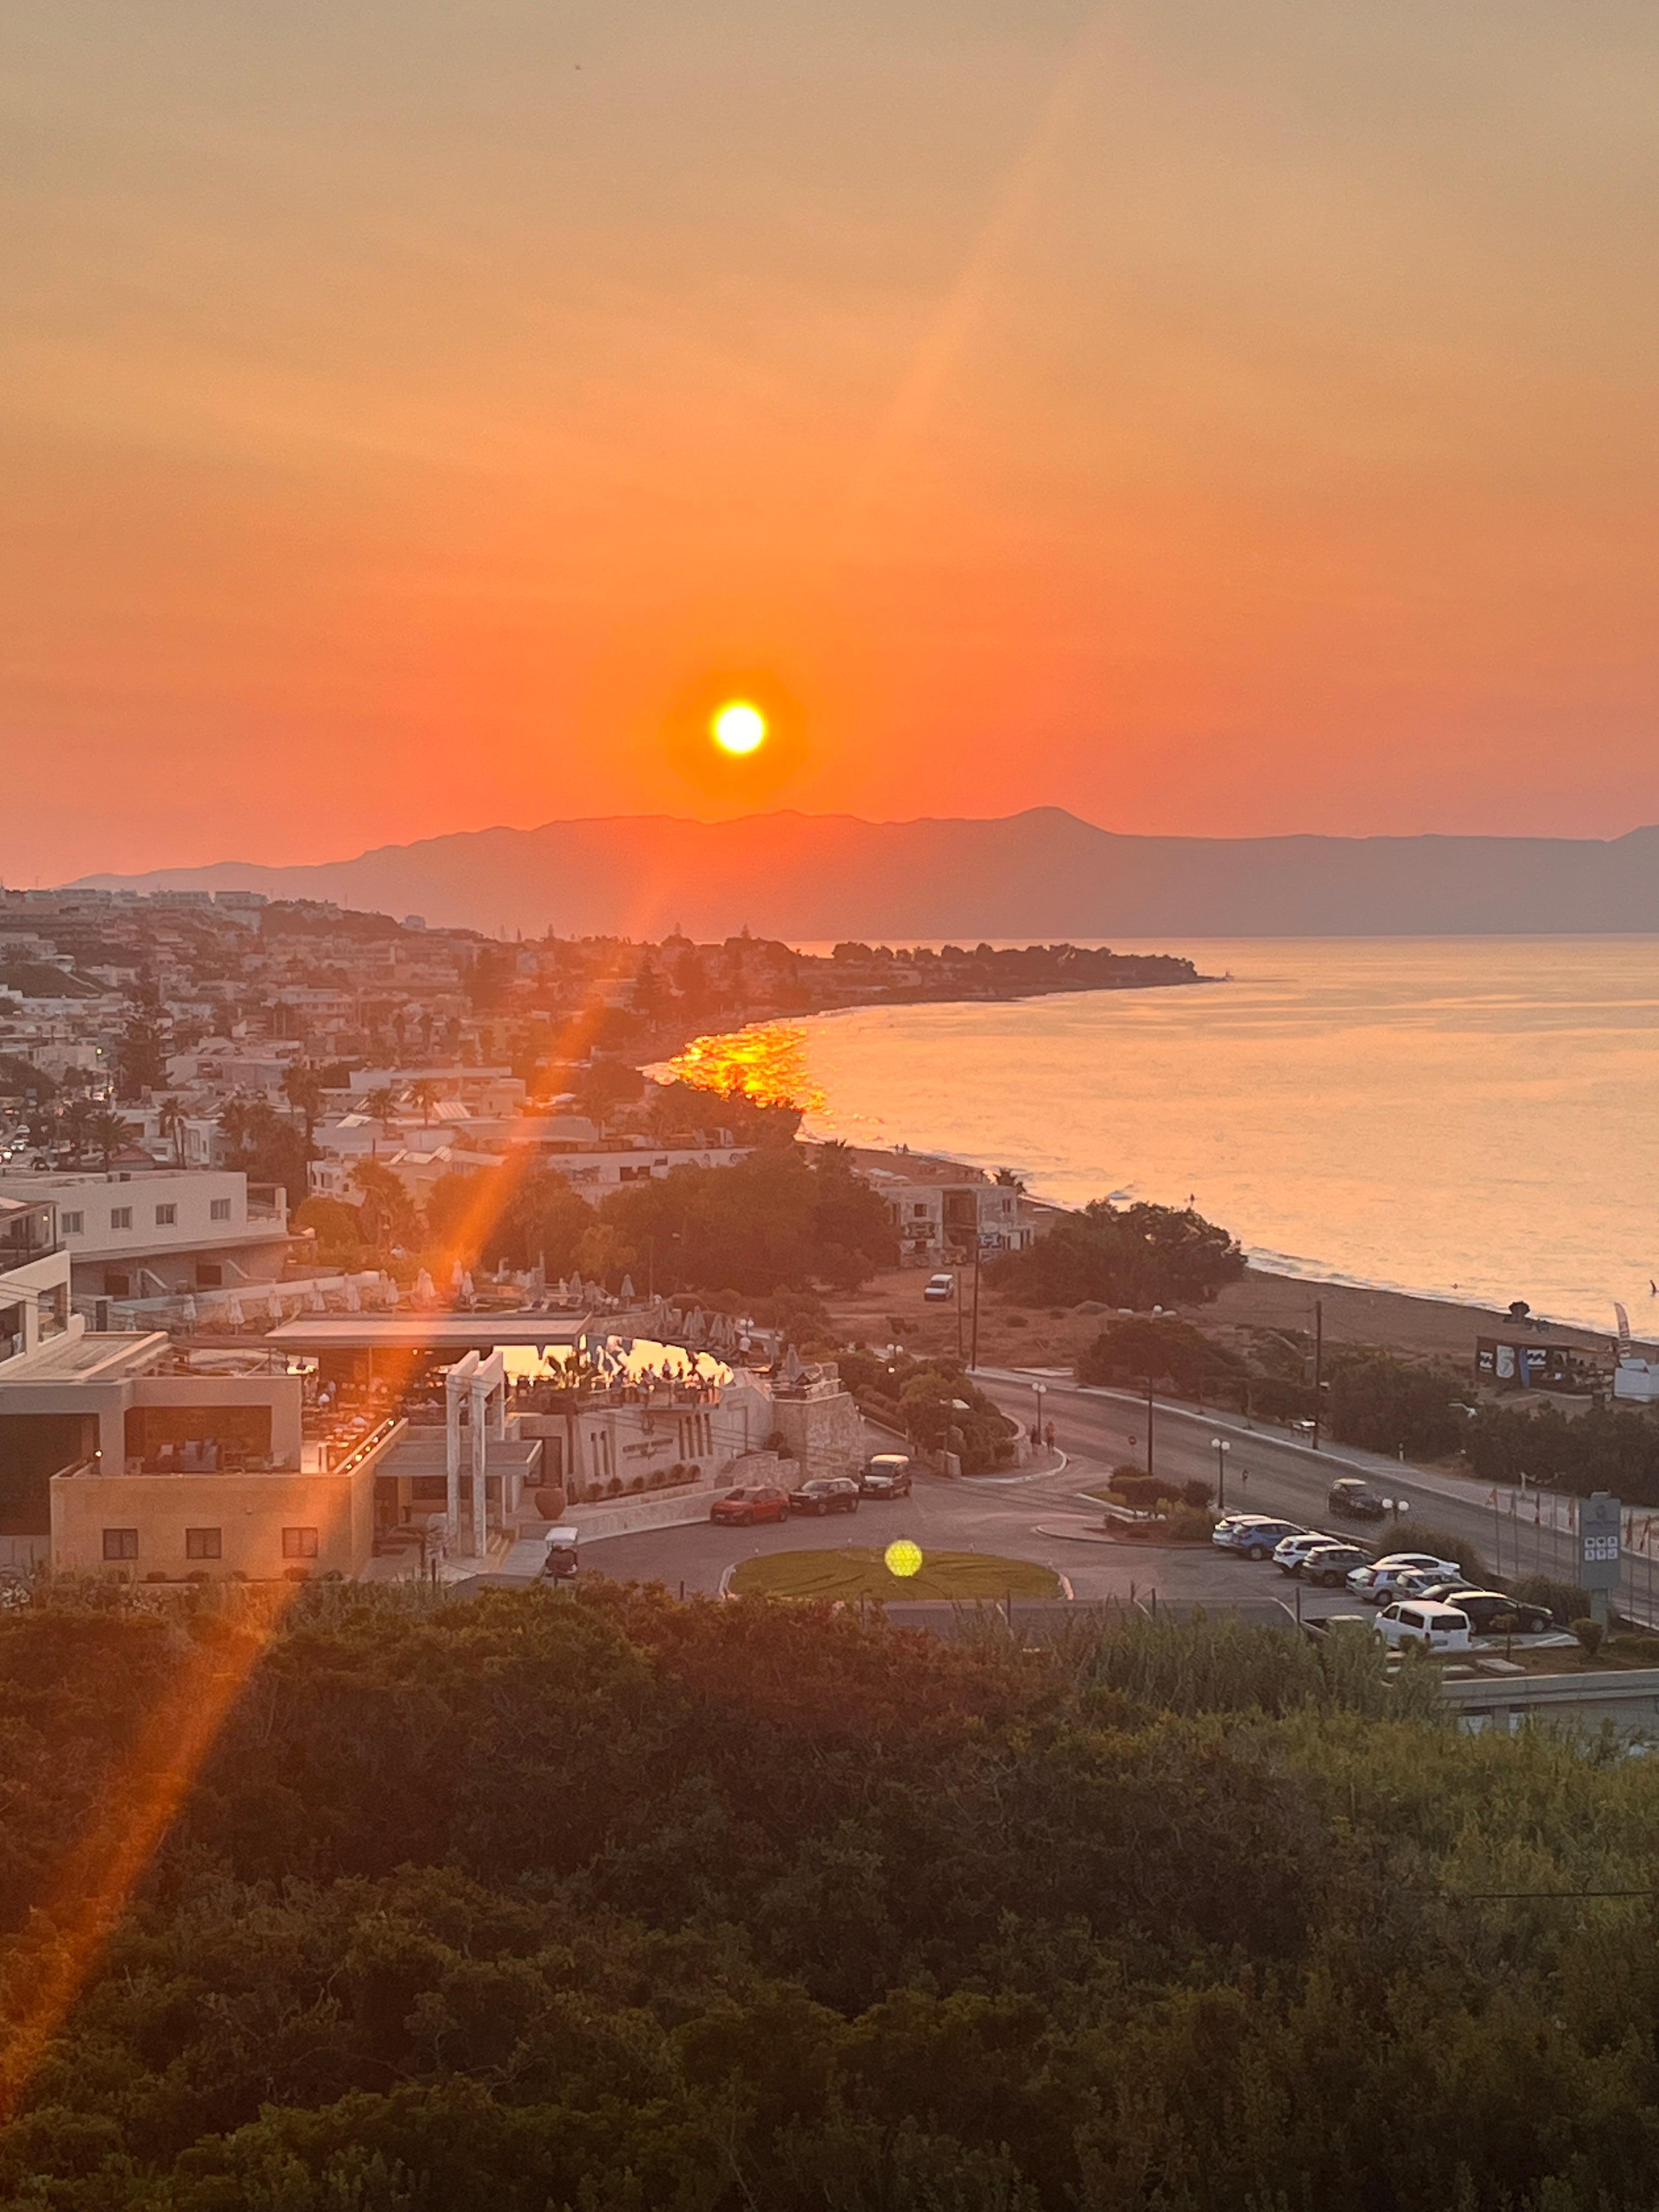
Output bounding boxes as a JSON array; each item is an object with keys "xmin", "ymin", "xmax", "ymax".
[{"xmin": 0, "ymin": 1169, "xmax": 291, "ymax": 1302}]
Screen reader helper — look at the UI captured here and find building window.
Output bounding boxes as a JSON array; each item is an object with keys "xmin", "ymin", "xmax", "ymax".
[
  {"xmin": 155, "ymin": 1204, "xmax": 177, "ymax": 1226},
  {"xmin": 210, "ymin": 1198, "xmax": 231, "ymax": 1221},
  {"xmin": 101, "ymin": 1528, "xmax": 139, "ymax": 1561},
  {"xmin": 184, "ymin": 1527, "xmax": 222, "ymax": 1560},
  {"xmin": 281, "ymin": 1526, "xmax": 319, "ymax": 1559},
  {"xmin": 196, "ymin": 1263, "xmax": 223, "ymax": 1288},
  {"xmin": 60, "ymin": 1211, "xmax": 83, "ymax": 1235},
  {"xmin": 110, "ymin": 1207, "xmax": 132, "ymax": 1231}
]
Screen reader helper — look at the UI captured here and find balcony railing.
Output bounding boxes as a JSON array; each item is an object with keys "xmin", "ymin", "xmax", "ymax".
[{"xmin": 0, "ymin": 1233, "xmax": 64, "ymax": 1269}]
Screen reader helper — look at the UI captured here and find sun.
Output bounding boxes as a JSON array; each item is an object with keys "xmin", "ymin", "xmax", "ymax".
[{"xmin": 710, "ymin": 700, "xmax": 767, "ymax": 757}]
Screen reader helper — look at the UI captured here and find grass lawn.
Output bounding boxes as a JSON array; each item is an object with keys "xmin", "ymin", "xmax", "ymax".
[{"xmin": 728, "ymin": 1547, "xmax": 1062, "ymax": 1603}]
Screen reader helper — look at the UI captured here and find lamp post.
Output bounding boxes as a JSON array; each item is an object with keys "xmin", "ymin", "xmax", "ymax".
[
  {"xmin": 1033, "ymin": 1380, "xmax": 1047, "ymax": 1454},
  {"xmin": 1211, "ymin": 1435, "xmax": 1231, "ymax": 1511}
]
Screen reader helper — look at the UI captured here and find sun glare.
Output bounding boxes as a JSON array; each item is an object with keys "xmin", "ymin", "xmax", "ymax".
[{"xmin": 710, "ymin": 700, "xmax": 767, "ymax": 755}]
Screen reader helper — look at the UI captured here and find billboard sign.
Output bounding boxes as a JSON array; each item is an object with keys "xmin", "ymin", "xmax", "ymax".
[{"xmin": 1579, "ymin": 1492, "xmax": 1622, "ymax": 1592}]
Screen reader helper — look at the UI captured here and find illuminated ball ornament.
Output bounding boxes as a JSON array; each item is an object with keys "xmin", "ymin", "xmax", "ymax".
[
  {"xmin": 884, "ymin": 1538, "xmax": 924, "ymax": 1580},
  {"xmin": 710, "ymin": 700, "xmax": 767, "ymax": 757}
]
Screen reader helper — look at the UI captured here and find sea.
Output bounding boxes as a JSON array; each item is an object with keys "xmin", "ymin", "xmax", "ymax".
[{"xmin": 670, "ymin": 937, "xmax": 1659, "ymax": 1336}]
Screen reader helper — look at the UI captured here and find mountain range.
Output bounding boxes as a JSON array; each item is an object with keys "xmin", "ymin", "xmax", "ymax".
[{"xmin": 72, "ymin": 809, "xmax": 1659, "ymax": 940}]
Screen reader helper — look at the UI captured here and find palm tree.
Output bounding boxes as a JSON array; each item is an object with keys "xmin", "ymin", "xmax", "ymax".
[
  {"xmin": 281, "ymin": 1064, "xmax": 324, "ymax": 1144},
  {"xmin": 158, "ymin": 1096, "xmax": 187, "ymax": 1167},
  {"xmin": 362, "ymin": 1087, "xmax": 398, "ymax": 1157},
  {"xmin": 88, "ymin": 1109, "xmax": 128, "ymax": 1167},
  {"xmin": 408, "ymin": 1079, "xmax": 440, "ymax": 1127}
]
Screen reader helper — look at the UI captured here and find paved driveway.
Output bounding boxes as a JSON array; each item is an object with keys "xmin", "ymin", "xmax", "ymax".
[{"xmin": 580, "ymin": 1444, "xmax": 1331, "ymax": 1616}]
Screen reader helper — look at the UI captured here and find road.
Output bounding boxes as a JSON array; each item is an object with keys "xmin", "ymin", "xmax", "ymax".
[
  {"xmin": 580, "ymin": 1395, "xmax": 1361, "ymax": 1620},
  {"xmin": 567, "ymin": 1372, "xmax": 1659, "ymax": 1626},
  {"xmin": 976, "ymin": 1370, "xmax": 1659, "ymax": 1625}
]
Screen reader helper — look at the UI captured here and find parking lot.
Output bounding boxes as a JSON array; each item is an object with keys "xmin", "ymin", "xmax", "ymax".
[{"xmin": 572, "ymin": 1379, "xmax": 1582, "ymax": 1644}]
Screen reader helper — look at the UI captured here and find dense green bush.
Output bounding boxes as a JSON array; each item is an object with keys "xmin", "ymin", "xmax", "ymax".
[
  {"xmin": 990, "ymin": 1200, "xmax": 1245, "ymax": 1310},
  {"xmin": 1077, "ymin": 1312, "xmax": 1249, "ymax": 1395},
  {"xmin": 1327, "ymin": 1349, "xmax": 1466, "ymax": 1459},
  {"xmin": 1465, "ymin": 1399, "xmax": 1659, "ymax": 1505},
  {"xmin": 1, "ymin": 1585, "xmax": 1658, "ymax": 2209}
]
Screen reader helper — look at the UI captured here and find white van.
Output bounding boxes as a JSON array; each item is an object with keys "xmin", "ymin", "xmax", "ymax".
[{"xmin": 1375, "ymin": 1600, "xmax": 1470, "ymax": 1652}]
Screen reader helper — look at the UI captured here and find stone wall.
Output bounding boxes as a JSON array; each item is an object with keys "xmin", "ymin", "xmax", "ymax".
[{"xmin": 765, "ymin": 1388, "xmax": 866, "ymax": 1483}]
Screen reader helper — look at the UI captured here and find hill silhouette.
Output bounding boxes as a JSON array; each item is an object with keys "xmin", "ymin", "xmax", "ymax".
[{"xmin": 74, "ymin": 807, "xmax": 1659, "ymax": 938}]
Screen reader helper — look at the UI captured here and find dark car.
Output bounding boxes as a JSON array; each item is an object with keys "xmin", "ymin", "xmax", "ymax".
[
  {"xmin": 1327, "ymin": 1477, "xmax": 1387, "ymax": 1521},
  {"xmin": 789, "ymin": 1478, "xmax": 860, "ymax": 1516},
  {"xmin": 710, "ymin": 1485, "xmax": 791, "ymax": 1527},
  {"xmin": 1297, "ymin": 1542, "xmax": 1370, "ymax": 1588},
  {"xmin": 1420, "ymin": 1586, "xmax": 1555, "ymax": 1635},
  {"xmin": 858, "ymin": 1455, "xmax": 913, "ymax": 1499}
]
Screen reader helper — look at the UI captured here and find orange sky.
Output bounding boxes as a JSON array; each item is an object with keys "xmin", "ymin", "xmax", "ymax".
[{"xmin": 6, "ymin": 1, "xmax": 1659, "ymax": 884}]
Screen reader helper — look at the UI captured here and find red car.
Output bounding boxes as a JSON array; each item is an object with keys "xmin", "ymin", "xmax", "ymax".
[{"xmin": 710, "ymin": 1485, "xmax": 791, "ymax": 1527}]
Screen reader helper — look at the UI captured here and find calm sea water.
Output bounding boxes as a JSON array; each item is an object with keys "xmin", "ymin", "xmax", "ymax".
[{"xmin": 732, "ymin": 938, "xmax": 1659, "ymax": 1334}]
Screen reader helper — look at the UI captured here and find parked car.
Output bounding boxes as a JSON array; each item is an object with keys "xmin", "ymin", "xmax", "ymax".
[
  {"xmin": 858, "ymin": 1455, "xmax": 913, "ymax": 1498},
  {"xmin": 1387, "ymin": 1567, "xmax": 1447, "ymax": 1601},
  {"xmin": 540, "ymin": 1526, "xmax": 580, "ymax": 1578},
  {"xmin": 1327, "ymin": 1477, "xmax": 1388, "ymax": 1520},
  {"xmin": 1374, "ymin": 1600, "xmax": 1472, "ymax": 1651},
  {"xmin": 1373, "ymin": 1551, "xmax": 1462, "ymax": 1579},
  {"xmin": 1273, "ymin": 1531, "xmax": 1344, "ymax": 1576},
  {"xmin": 1414, "ymin": 1579, "xmax": 1483, "ymax": 1610},
  {"xmin": 1426, "ymin": 1588, "xmax": 1554, "ymax": 1636},
  {"xmin": 710, "ymin": 1485, "xmax": 791, "ymax": 1527},
  {"xmin": 789, "ymin": 1478, "xmax": 860, "ymax": 1516},
  {"xmin": 1297, "ymin": 1542, "xmax": 1372, "ymax": 1588},
  {"xmin": 1212, "ymin": 1517, "xmax": 1306, "ymax": 1560},
  {"xmin": 1347, "ymin": 1561, "xmax": 1445, "ymax": 1606},
  {"xmin": 923, "ymin": 1272, "xmax": 957, "ymax": 1302}
]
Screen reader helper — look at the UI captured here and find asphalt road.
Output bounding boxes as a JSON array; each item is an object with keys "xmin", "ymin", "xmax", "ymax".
[
  {"xmin": 571, "ymin": 1372, "xmax": 1659, "ymax": 1626},
  {"xmin": 582, "ymin": 1396, "xmax": 1360, "ymax": 1618},
  {"xmin": 977, "ymin": 1371, "xmax": 1659, "ymax": 1624}
]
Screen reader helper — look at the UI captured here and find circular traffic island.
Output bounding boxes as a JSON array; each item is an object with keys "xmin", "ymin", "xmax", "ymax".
[{"xmin": 728, "ymin": 1547, "xmax": 1062, "ymax": 1603}]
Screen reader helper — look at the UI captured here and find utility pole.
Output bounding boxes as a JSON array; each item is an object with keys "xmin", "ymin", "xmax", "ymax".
[
  {"xmin": 970, "ymin": 1239, "xmax": 981, "ymax": 1369},
  {"xmin": 1311, "ymin": 1298, "xmax": 1324, "ymax": 1452},
  {"xmin": 956, "ymin": 1255, "xmax": 964, "ymax": 1363},
  {"xmin": 1145, "ymin": 1378, "xmax": 1155, "ymax": 1477}
]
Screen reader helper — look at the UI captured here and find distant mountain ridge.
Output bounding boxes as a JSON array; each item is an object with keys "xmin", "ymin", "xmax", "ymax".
[{"xmin": 71, "ymin": 808, "xmax": 1659, "ymax": 939}]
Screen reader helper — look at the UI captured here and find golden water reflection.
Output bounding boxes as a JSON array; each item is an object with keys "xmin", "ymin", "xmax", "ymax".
[{"xmin": 665, "ymin": 1023, "xmax": 823, "ymax": 1116}]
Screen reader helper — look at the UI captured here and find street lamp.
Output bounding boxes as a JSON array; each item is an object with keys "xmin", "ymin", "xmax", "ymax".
[{"xmin": 1211, "ymin": 1435, "xmax": 1231, "ymax": 1511}]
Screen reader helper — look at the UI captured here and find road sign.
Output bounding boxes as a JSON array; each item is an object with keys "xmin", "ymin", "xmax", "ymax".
[{"xmin": 1579, "ymin": 1493, "xmax": 1622, "ymax": 1591}]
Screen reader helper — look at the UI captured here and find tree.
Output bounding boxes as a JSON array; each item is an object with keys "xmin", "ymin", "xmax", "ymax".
[
  {"xmin": 114, "ymin": 1003, "xmax": 168, "ymax": 1099},
  {"xmin": 575, "ymin": 1059, "xmax": 645, "ymax": 1127},
  {"xmin": 407, "ymin": 1079, "xmax": 440, "ymax": 1126},
  {"xmin": 987, "ymin": 1199, "xmax": 1246, "ymax": 1310},
  {"xmin": 483, "ymin": 1169, "xmax": 596, "ymax": 1277},
  {"xmin": 630, "ymin": 957, "xmax": 669, "ymax": 1023},
  {"xmin": 362, "ymin": 1087, "xmax": 398, "ymax": 1143},
  {"xmin": 1077, "ymin": 1315, "xmax": 1248, "ymax": 1398},
  {"xmin": 281, "ymin": 1063, "xmax": 326, "ymax": 1141},
  {"xmin": 425, "ymin": 1171, "xmax": 486, "ymax": 1256},
  {"xmin": 350, "ymin": 1159, "xmax": 419, "ymax": 1250},
  {"xmin": 1327, "ymin": 1351, "xmax": 1464, "ymax": 1461},
  {"xmin": 219, "ymin": 1097, "xmax": 312, "ymax": 1208},
  {"xmin": 157, "ymin": 1095, "xmax": 188, "ymax": 1167}
]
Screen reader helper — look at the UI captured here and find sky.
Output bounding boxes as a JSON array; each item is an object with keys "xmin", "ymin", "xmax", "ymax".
[{"xmin": 5, "ymin": 0, "xmax": 1659, "ymax": 883}]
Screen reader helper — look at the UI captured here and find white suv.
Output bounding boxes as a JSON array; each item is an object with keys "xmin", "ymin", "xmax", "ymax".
[{"xmin": 1375, "ymin": 1600, "xmax": 1471, "ymax": 1652}]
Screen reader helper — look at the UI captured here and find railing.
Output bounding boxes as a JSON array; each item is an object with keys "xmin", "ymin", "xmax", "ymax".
[
  {"xmin": 330, "ymin": 1415, "xmax": 405, "ymax": 1476},
  {"xmin": 0, "ymin": 1234, "xmax": 63, "ymax": 1268}
]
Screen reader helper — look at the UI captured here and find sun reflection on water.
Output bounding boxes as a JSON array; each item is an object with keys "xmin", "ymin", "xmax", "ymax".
[{"xmin": 665, "ymin": 1023, "xmax": 824, "ymax": 1116}]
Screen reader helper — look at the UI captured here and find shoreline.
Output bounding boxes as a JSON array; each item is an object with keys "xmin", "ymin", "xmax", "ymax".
[{"xmin": 1197, "ymin": 1263, "xmax": 1623, "ymax": 1364}]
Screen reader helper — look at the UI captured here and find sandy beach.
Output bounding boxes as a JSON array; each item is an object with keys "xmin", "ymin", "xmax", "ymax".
[{"xmin": 827, "ymin": 1259, "xmax": 1627, "ymax": 1378}]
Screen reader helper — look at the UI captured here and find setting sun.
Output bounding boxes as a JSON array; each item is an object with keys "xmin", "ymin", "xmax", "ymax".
[{"xmin": 710, "ymin": 701, "xmax": 767, "ymax": 756}]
